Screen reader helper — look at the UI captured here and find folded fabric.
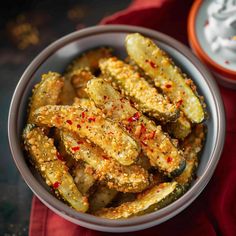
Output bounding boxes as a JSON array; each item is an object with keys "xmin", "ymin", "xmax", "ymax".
[
  {"xmin": 101, "ymin": 0, "xmax": 193, "ymax": 45},
  {"xmin": 29, "ymin": 1, "xmax": 236, "ymax": 235}
]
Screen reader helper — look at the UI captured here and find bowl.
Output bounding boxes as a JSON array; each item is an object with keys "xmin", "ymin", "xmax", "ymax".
[
  {"xmin": 188, "ymin": 0, "xmax": 236, "ymax": 89},
  {"xmin": 8, "ymin": 25, "xmax": 225, "ymax": 232}
]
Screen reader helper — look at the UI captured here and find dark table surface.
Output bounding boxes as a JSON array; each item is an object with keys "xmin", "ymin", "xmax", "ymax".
[{"xmin": 0, "ymin": 1, "xmax": 130, "ymax": 235}]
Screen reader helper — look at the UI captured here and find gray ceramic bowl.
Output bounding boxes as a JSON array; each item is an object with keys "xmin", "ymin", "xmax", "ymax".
[{"xmin": 8, "ymin": 25, "xmax": 225, "ymax": 232}]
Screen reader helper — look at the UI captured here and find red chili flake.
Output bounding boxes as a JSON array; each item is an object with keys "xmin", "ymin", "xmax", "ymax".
[
  {"xmin": 72, "ymin": 146, "xmax": 80, "ymax": 152},
  {"xmin": 125, "ymin": 125, "xmax": 132, "ymax": 133},
  {"xmin": 53, "ymin": 181, "xmax": 60, "ymax": 189},
  {"xmin": 81, "ymin": 111, "xmax": 85, "ymax": 119},
  {"xmin": 141, "ymin": 123, "xmax": 146, "ymax": 132},
  {"xmin": 128, "ymin": 112, "xmax": 141, "ymax": 122},
  {"xmin": 108, "ymin": 131, "xmax": 114, "ymax": 135},
  {"xmin": 150, "ymin": 61, "xmax": 157, "ymax": 68},
  {"xmin": 77, "ymin": 124, "xmax": 81, "ymax": 129},
  {"xmin": 104, "ymin": 95, "xmax": 107, "ymax": 100},
  {"xmin": 77, "ymin": 141, "xmax": 83, "ymax": 145},
  {"xmin": 142, "ymin": 136, "xmax": 147, "ymax": 141},
  {"xmin": 141, "ymin": 141, "xmax": 148, "ymax": 147},
  {"xmin": 165, "ymin": 84, "xmax": 172, "ymax": 89},
  {"xmin": 102, "ymin": 155, "xmax": 109, "ymax": 160},
  {"xmin": 176, "ymin": 99, "xmax": 183, "ymax": 108},
  {"xmin": 88, "ymin": 117, "xmax": 96, "ymax": 122},
  {"xmin": 204, "ymin": 19, "xmax": 209, "ymax": 27},
  {"xmin": 56, "ymin": 152, "xmax": 64, "ymax": 161},
  {"xmin": 66, "ymin": 120, "xmax": 73, "ymax": 125},
  {"xmin": 145, "ymin": 59, "xmax": 157, "ymax": 68},
  {"xmin": 86, "ymin": 125, "xmax": 88, "ymax": 129},
  {"xmin": 225, "ymin": 60, "xmax": 230, "ymax": 64},
  {"xmin": 139, "ymin": 123, "xmax": 146, "ymax": 138},
  {"xmin": 167, "ymin": 157, "xmax": 173, "ymax": 163}
]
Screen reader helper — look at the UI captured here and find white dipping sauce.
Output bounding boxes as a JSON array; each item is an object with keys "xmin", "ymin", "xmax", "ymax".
[{"xmin": 204, "ymin": 0, "xmax": 236, "ymax": 70}]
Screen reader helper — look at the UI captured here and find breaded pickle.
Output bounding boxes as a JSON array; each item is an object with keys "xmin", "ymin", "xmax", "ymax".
[
  {"xmin": 61, "ymin": 47, "xmax": 113, "ymax": 104},
  {"xmin": 112, "ymin": 192, "xmax": 136, "ymax": 207},
  {"xmin": 67, "ymin": 48, "xmax": 112, "ymax": 98},
  {"xmin": 99, "ymin": 57, "xmax": 178, "ymax": 121},
  {"xmin": 86, "ymin": 78, "xmax": 185, "ymax": 177},
  {"xmin": 23, "ymin": 125, "xmax": 88, "ymax": 212},
  {"xmin": 73, "ymin": 161, "xmax": 96, "ymax": 195},
  {"xmin": 167, "ymin": 112, "xmax": 192, "ymax": 140},
  {"xmin": 59, "ymin": 77, "xmax": 77, "ymax": 105},
  {"xmin": 70, "ymin": 68, "xmax": 93, "ymax": 98},
  {"xmin": 125, "ymin": 33, "xmax": 204, "ymax": 123},
  {"xmin": 89, "ymin": 185, "xmax": 118, "ymax": 212},
  {"xmin": 66, "ymin": 47, "xmax": 113, "ymax": 74},
  {"xmin": 61, "ymin": 130, "xmax": 150, "ymax": 193},
  {"xmin": 33, "ymin": 105, "xmax": 140, "ymax": 166},
  {"xmin": 28, "ymin": 72, "xmax": 64, "ymax": 123},
  {"xmin": 126, "ymin": 59, "xmax": 191, "ymax": 139},
  {"xmin": 126, "ymin": 58, "xmax": 192, "ymax": 139},
  {"xmin": 175, "ymin": 124, "xmax": 205, "ymax": 190},
  {"xmin": 95, "ymin": 182, "xmax": 182, "ymax": 219}
]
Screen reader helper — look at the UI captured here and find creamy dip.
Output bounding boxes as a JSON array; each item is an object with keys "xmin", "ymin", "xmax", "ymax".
[{"xmin": 204, "ymin": 0, "xmax": 236, "ymax": 70}]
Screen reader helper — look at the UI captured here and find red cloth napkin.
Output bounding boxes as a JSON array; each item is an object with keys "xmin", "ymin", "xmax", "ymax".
[{"xmin": 29, "ymin": 1, "xmax": 236, "ymax": 235}]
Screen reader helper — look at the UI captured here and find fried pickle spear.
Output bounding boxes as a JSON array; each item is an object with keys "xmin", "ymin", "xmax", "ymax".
[
  {"xmin": 60, "ymin": 130, "xmax": 150, "ymax": 193},
  {"xmin": 22, "ymin": 125, "xmax": 88, "ymax": 212},
  {"xmin": 136, "ymin": 153, "xmax": 151, "ymax": 170},
  {"xmin": 73, "ymin": 98, "xmax": 152, "ymax": 170},
  {"xmin": 55, "ymin": 129, "xmax": 77, "ymax": 169},
  {"xmin": 99, "ymin": 57, "xmax": 178, "ymax": 122},
  {"xmin": 73, "ymin": 161, "xmax": 96, "ymax": 195},
  {"xmin": 86, "ymin": 78, "xmax": 185, "ymax": 177},
  {"xmin": 60, "ymin": 47, "xmax": 113, "ymax": 104},
  {"xmin": 125, "ymin": 57, "xmax": 156, "ymax": 87},
  {"xmin": 89, "ymin": 185, "xmax": 118, "ymax": 212},
  {"xmin": 175, "ymin": 124, "xmax": 205, "ymax": 190},
  {"xmin": 113, "ymin": 192, "xmax": 136, "ymax": 207},
  {"xmin": 59, "ymin": 78, "xmax": 77, "ymax": 105},
  {"xmin": 126, "ymin": 58, "xmax": 192, "ymax": 139},
  {"xmin": 33, "ymin": 105, "xmax": 140, "ymax": 166},
  {"xmin": 28, "ymin": 72, "xmax": 64, "ymax": 123},
  {"xmin": 70, "ymin": 68, "xmax": 93, "ymax": 98},
  {"xmin": 94, "ymin": 182, "xmax": 182, "ymax": 219},
  {"xmin": 166, "ymin": 112, "xmax": 192, "ymax": 140},
  {"xmin": 61, "ymin": 47, "xmax": 113, "ymax": 102},
  {"xmin": 125, "ymin": 33, "xmax": 204, "ymax": 123},
  {"xmin": 66, "ymin": 47, "xmax": 113, "ymax": 74}
]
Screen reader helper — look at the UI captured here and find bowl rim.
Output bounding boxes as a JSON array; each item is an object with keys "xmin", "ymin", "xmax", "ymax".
[{"xmin": 8, "ymin": 24, "xmax": 226, "ymax": 232}]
